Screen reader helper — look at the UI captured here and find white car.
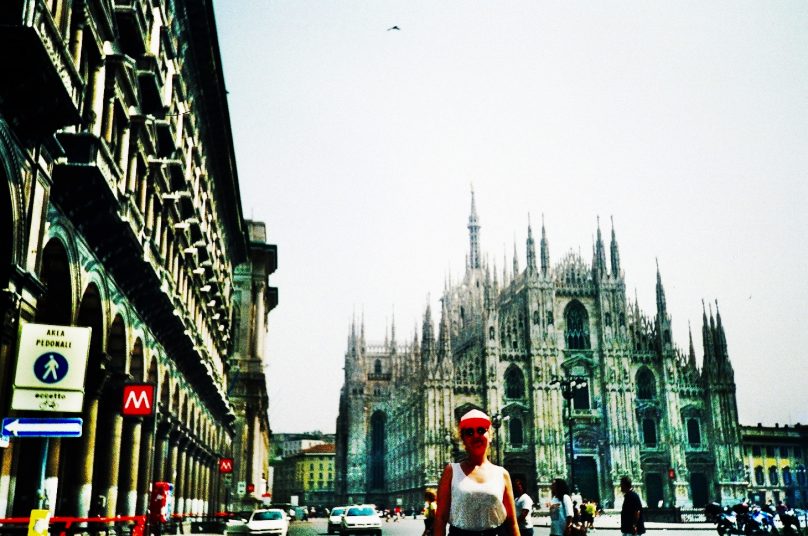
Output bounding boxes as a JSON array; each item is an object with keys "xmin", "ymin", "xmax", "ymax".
[
  {"xmin": 341, "ymin": 505, "xmax": 382, "ymax": 536},
  {"xmin": 226, "ymin": 508, "xmax": 289, "ymax": 536},
  {"xmin": 328, "ymin": 506, "xmax": 348, "ymax": 534}
]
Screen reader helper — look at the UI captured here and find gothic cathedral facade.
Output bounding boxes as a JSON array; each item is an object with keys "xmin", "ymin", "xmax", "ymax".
[{"xmin": 335, "ymin": 193, "xmax": 747, "ymax": 510}]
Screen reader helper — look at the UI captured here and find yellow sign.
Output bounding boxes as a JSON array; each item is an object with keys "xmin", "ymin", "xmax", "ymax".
[{"xmin": 28, "ymin": 509, "xmax": 49, "ymax": 536}]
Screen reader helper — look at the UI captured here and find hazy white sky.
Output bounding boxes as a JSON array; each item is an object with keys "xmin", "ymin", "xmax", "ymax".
[{"xmin": 213, "ymin": 1, "xmax": 808, "ymax": 434}]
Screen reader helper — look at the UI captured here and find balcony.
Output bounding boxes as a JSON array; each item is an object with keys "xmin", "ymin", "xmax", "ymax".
[
  {"xmin": 0, "ymin": 0, "xmax": 82, "ymax": 134},
  {"xmin": 51, "ymin": 137, "xmax": 233, "ymax": 427},
  {"xmin": 114, "ymin": 0, "xmax": 149, "ymax": 57}
]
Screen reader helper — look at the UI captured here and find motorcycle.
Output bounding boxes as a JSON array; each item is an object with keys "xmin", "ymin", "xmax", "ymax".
[
  {"xmin": 745, "ymin": 505, "xmax": 776, "ymax": 535},
  {"xmin": 706, "ymin": 502, "xmax": 742, "ymax": 535}
]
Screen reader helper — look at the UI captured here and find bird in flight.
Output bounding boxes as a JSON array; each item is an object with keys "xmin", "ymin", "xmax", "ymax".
[{"xmin": 387, "ymin": 25, "xmax": 400, "ymax": 31}]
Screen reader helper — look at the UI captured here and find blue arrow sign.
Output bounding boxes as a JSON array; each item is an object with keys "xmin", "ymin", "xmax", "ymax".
[{"xmin": 1, "ymin": 417, "xmax": 82, "ymax": 438}]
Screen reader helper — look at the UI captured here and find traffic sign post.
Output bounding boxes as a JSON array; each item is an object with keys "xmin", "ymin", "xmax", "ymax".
[
  {"xmin": 1, "ymin": 418, "xmax": 83, "ymax": 438},
  {"xmin": 12, "ymin": 324, "xmax": 91, "ymax": 413}
]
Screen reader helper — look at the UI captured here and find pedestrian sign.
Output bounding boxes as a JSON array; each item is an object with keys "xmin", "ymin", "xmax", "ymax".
[
  {"xmin": 12, "ymin": 324, "xmax": 91, "ymax": 413},
  {"xmin": 34, "ymin": 352, "xmax": 69, "ymax": 383}
]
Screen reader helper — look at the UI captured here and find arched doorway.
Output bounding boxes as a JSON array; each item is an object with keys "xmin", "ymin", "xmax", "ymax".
[
  {"xmin": 690, "ymin": 473, "xmax": 709, "ymax": 507},
  {"xmin": 369, "ymin": 411, "xmax": 386, "ymax": 491},
  {"xmin": 573, "ymin": 456, "xmax": 599, "ymax": 503}
]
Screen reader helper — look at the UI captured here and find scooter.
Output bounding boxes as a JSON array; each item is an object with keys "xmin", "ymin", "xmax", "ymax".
[
  {"xmin": 745, "ymin": 506, "xmax": 776, "ymax": 535},
  {"xmin": 706, "ymin": 502, "xmax": 742, "ymax": 535}
]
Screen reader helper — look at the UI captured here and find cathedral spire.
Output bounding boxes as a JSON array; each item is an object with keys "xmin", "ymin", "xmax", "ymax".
[
  {"xmin": 610, "ymin": 215, "xmax": 621, "ymax": 277},
  {"xmin": 715, "ymin": 300, "xmax": 728, "ymax": 360},
  {"xmin": 421, "ymin": 302, "xmax": 435, "ymax": 363},
  {"xmin": 540, "ymin": 214, "xmax": 550, "ymax": 276},
  {"xmin": 594, "ymin": 216, "xmax": 607, "ymax": 275},
  {"xmin": 468, "ymin": 186, "xmax": 481, "ymax": 270},
  {"xmin": 390, "ymin": 307, "xmax": 397, "ymax": 351},
  {"xmin": 688, "ymin": 321, "xmax": 697, "ymax": 369},
  {"xmin": 512, "ymin": 239, "xmax": 520, "ymax": 276},
  {"xmin": 526, "ymin": 215, "xmax": 537, "ymax": 275},
  {"xmin": 656, "ymin": 258, "xmax": 667, "ymax": 317},
  {"xmin": 438, "ymin": 297, "xmax": 451, "ymax": 360},
  {"xmin": 702, "ymin": 300, "xmax": 715, "ymax": 367}
]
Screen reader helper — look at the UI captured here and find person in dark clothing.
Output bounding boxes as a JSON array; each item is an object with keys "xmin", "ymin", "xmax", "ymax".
[{"xmin": 619, "ymin": 477, "xmax": 645, "ymax": 536}]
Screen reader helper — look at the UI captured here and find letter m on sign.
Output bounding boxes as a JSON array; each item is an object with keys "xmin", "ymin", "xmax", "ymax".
[
  {"xmin": 219, "ymin": 458, "xmax": 233, "ymax": 474},
  {"xmin": 123, "ymin": 384, "xmax": 155, "ymax": 416}
]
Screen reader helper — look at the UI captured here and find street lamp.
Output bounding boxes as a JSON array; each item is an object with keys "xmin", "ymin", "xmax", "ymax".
[
  {"xmin": 491, "ymin": 413, "xmax": 510, "ymax": 466},
  {"xmin": 551, "ymin": 375, "xmax": 588, "ymax": 491}
]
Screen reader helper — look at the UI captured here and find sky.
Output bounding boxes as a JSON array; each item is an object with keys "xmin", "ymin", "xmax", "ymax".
[{"xmin": 212, "ymin": 1, "xmax": 808, "ymax": 434}]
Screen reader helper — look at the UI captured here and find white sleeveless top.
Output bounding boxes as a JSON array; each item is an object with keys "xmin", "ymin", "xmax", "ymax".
[{"xmin": 449, "ymin": 462, "xmax": 507, "ymax": 530}]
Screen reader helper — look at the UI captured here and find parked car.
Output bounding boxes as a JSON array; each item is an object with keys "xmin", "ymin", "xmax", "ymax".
[
  {"xmin": 328, "ymin": 506, "xmax": 348, "ymax": 534},
  {"xmin": 341, "ymin": 505, "xmax": 382, "ymax": 536},
  {"xmin": 226, "ymin": 508, "xmax": 289, "ymax": 536}
]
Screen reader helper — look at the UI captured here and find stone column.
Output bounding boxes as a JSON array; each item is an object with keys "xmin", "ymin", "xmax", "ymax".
[
  {"xmin": 190, "ymin": 454, "xmax": 201, "ymax": 514},
  {"xmin": 116, "ymin": 124, "xmax": 131, "ymax": 192},
  {"xmin": 122, "ymin": 417, "xmax": 142, "ymax": 515},
  {"xmin": 153, "ymin": 422, "xmax": 170, "ymax": 483},
  {"xmin": 254, "ymin": 282, "xmax": 266, "ymax": 360},
  {"xmin": 174, "ymin": 440, "xmax": 187, "ymax": 515},
  {"xmin": 89, "ymin": 62, "xmax": 106, "ymax": 137},
  {"xmin": 136, "ymin": 417, "xmax": 155, "ymax": 515},
  {"xmin": 182, "ymin": 445, "xmax": 195, "ymax": 514},
  {"xmin": 75, "ymin": 396, "xmax": 100, "ymax": 517},
  {"xmin": 103, "ymin": 409, "xmax": 124, "ymax": 517},
  {"xmin": 203, "ymin": 461, "xmax": 212, "ymax": 515},
  {"xmin": 166, "ymin": 428, "xmax": 180, "ymax": 484}
]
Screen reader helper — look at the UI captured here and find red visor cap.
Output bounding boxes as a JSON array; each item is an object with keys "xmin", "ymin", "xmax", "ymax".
[{"xmin": 459, "ymin": 409, "xmax": 491, "ymax": 429}]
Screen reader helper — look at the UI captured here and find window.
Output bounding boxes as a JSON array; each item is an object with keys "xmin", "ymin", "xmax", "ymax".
[
  {"xmin": 505, "ymin": 366, "xmax": 525, "ymax": 399},
  {"xmin": 374, "ymin": 359, "xmax": 382, "ymax": 375},
  {"xmin": 755, "ymin": 466, "xmax": 764, "ymax": 485},
  {"xmin": 573, "ymin": 380, "xmax": 590, "ymax": 410},
  {"xmin": 564, "ymin": 301, "xmax": 591, "ymax": 349},
  {"xmin": 509, "ymin": 418, "xmax": 523, "ymax": 446},
  {"xmin": 767, "ymin": 447, "xmax": 776, "ymax": 458},
  {"xmin": 797, "ymin": 465, "xmax": 807, "ymax": 486},
  {"xmin": 604, "ymin": 312, "xmax": 612, "ymax": 327},
  {"xmin": 687, "ymin": 419, "xmax": 701, "ymax": 446},
  {"xmin": 752, "ymin": 446, "xmax": 761, "ymax": 457},
  {"xmin": 636, "ymin": 368, "xmax": 656, "ymax": 399},
  {"xmin": 643, "ymin": 418, "xmax": 657, "ymax": 447},
  {"xmin": 769, "ymin": 466, "xmax": 779, "ymax": 486},
  {"xmin": 783, "ymin": 467, "xmax": 793, "ymax": 486}
]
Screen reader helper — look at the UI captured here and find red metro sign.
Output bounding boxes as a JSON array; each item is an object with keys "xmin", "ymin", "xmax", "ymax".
[
  {"xmin": 219, "ymin": 458, "xmax": 233, "ymax": 474},
  {"xmin": 122, "ymin": 384, "xmax": 155, "ymax": 416}
]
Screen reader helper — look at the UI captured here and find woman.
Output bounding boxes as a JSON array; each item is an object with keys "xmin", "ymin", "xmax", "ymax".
[
  {"xmin": 548, "ymin": 478, "xmax": 574, "ymax": 536},
  {"xmin": 434, "ymin": 409, "xmax": 520, "ymax": 536}
]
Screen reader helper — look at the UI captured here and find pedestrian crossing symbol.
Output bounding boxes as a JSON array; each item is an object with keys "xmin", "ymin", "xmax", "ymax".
[{"xmin": 33, "ymin": 353, "xmax": 68, "ymax": 384}]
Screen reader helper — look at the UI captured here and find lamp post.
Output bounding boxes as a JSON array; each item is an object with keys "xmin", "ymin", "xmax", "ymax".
[
  {"xmin": 552, "ymin": 375, "xmax": 588, "ymax": 491},
  {"xmin": 491, "ymin": 413, "xmax": 510, "ymax": 466}
]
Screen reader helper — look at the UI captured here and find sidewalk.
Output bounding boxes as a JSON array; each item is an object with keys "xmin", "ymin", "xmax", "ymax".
[{"xmin": 532, "ymin": 514, "xmax": 714, "ymax": 531}]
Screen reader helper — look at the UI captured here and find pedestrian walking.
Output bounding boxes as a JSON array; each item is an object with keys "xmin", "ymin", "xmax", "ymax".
[
  {"xmin": 434, "ymin": 409, "xmax": 520, "ymax": 536},
  {"xmin": 424, "ymin": 488, "xmax": 438, "ymax": 536},
  {"xmin": 548, "ymin": 479, "xmax": 574, "ymax": 536},
  {"xmin": 514, "ymin": 479, "xmax": 534, "ymax": 536},
  {"xmin": 619, "ymin": 476, "xmax": 645, "ymax": 536}
]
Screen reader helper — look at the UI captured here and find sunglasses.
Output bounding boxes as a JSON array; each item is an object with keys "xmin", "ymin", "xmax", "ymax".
[{"xmin": 461, "ymin": 427, "xmax": 489, "ymax": 438}]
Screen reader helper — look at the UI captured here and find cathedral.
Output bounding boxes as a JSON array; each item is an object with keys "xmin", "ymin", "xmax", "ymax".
[{"xmin": 334, "ymin": 192, "xmax": 747, "ymax": 511}]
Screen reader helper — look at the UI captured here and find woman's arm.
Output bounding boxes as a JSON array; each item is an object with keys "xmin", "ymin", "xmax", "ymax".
[
  {"xmin": 434, "ymin": 464, "xmax": 453, "ymax": 536},
  {"xmin": 501, "ymin": 470, "xmax": 520, "ymax": 536},
  {"xmin": 562, "ymin": 495, "xmax": 574, "ymax": 534}
]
